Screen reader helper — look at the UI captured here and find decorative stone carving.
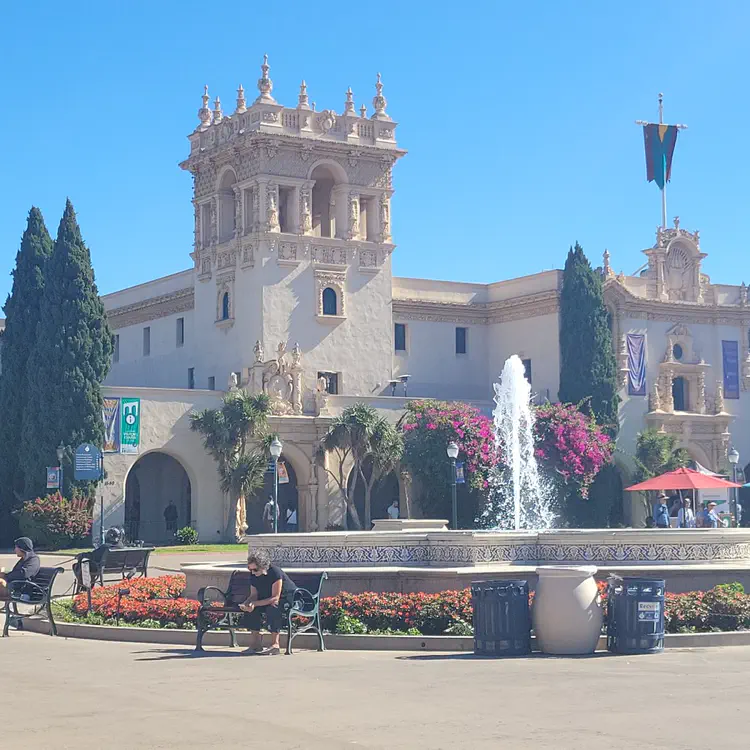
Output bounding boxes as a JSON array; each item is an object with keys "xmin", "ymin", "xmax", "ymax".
[
  {"xmin": 217, "ymin": 251, "xmax": 236, "ymax": 270},
  {"xmin": 251, "ymin": 188, "xmax": 260, "ymax": 231},
  {"xmin": 315, "ymin": 270, "xmax": 346, "ymax": 317},
  {"xmin": 663, "ymin": 369, "xmax": 674, "ymax": 412},
  {"xmin": 715, "ymin": 383, "xmax": 726, "ymax": 414},
  {"xmin": 317, "ymin": 110, "xmax": 337, "ymax": 134},
  {"xmin": 697, "ymin": 371, "xmax": 707, "ymax": 415},
  {"xmin": 193, "ymin": 203, "xmax": 202, "ymax": 252},
  {"xmin": 359, "ymin": 249, "xmax": 377, "ymax": 268},
  {"xmin": 241, "ymin": 243, "xmax": 254, "ymax": 267},
  {"xmin": 312, "ymin": 246, "xmax": 347, "ymax": 265},
  {"xmin": 740, "ymin": 282, "xmax": 748, "ymax": 307},
  {"xmin": 347, "ymin": 193, "xmax": 360, "ymax": 240},
  {"xmin": 266, "ymin": 183, "xmax": 279, "ymax": 232},
  {"xmin": 209, "ymin": 199, "xmax": 217, "ymax": 246},
  {"xmin": 379, "ymin": 194, "xmax": 391, "ymax": 242},
  {"xmin": 279, "ymin": 243, "xmax": 298, "ymax": 262},
  {"xmin": 299, "ymin": 186, "xmax": 312, "ymax": 234},
  {"xmin": 649, "ymin": 383, "xmax": 661, "ymax": 412},
  {"xmin": 228, "ymin": 372, "xmax": 239, "ymax": 391},
  {"xmin": 743, "ymin": 351, "xmax": 750, "ymax": 391},
  {"xmin": 233, "ymin": 187, "xmax": 242, "ymax": 239},
  {"xmin": 617, "ymin": 335, "xmax": 628, "ymax": 389},
  {"xmin": 247, "ymin": 340, "xmax": 304, "ymax": 415}
]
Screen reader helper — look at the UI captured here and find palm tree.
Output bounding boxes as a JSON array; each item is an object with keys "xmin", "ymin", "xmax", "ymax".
[
  {"xmin": 190, "ymin": 391, "xmax": 271, "ymax": 540},
  {"xmin": 358, "ymin": 417, "xmax": 404, "ymax": 528},
  {"xmin": 318, "ymin": 404, "xmax": 403, "ymax": 529}
]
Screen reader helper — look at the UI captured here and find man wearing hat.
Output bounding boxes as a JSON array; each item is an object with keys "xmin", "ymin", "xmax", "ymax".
[
  {"xmin": 0, "ymin": 537, "xmax": 41, "ymax": 600},
  {"xmin": 701, "ymin": 501, "xmax": 721, "ymax": 529},
  {"xmin": 653, "ymin": 493, "xmax": 672, "ymax": 529}
]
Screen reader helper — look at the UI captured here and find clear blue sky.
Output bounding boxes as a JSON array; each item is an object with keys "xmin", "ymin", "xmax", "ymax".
[{"xmin": 2, "ymin": 2, "xmax": 748, "ymax": 306}]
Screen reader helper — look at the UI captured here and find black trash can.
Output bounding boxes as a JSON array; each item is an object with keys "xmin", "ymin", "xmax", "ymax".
[
  {"xmin": 471, "ymin": 580, "xmax": 531, "ymax": 656},
  {"xmin": 607, "ymin": 577, "xmax": 666, "ymax": 654}
]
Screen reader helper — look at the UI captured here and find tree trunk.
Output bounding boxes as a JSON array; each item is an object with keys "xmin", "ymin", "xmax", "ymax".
[
  {"xmin": 347, "ymin": 466, "xmax": 363, "ymax": 529},
  {"xmin": 364, "ymin": 485, "xmax": 372, "ymax": 529},
  {"xmin": 225, "ymin": 493, "xmax": 240, "ymax": 541}
]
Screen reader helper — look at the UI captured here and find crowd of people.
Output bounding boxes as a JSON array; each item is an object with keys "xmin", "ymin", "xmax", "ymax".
[{"xmin": 651, "ymin": 492, "xmax": 734, "ymax": 529}]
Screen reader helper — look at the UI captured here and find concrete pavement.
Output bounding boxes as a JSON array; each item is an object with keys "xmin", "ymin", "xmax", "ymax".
[{"xmin": 1, "ymin": 633, "xmax": 749, "ymax": 749}]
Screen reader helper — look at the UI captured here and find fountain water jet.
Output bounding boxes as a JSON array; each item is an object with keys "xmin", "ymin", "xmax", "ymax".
[{"xmin": 490, "ymin": 355, "xmax": 555, "ymax": 530}]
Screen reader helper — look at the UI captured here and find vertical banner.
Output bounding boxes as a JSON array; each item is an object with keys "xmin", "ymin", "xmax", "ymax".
[
  {"xmin": 46, "ymin": 467, "xmax": 61, "ymax": 490},
  {"xmin": 102, "ymin": 398, "xmax": 121, "ymax": 453},
  {"xmin": 723, "ymin": 341, "xmax": 740, "ymax": 399},
  {"xmin": 277, "ymin": 461, "xmax": 290, "ymax": 485},
  {"xmin": 120, "ymin": 397, "xmax": 141, "ymax": 454},
  {"xmin": 627, "ymin": 333, "xmax": 647, "ymax": 396},
  {"xmin": 455, "ymin": 462, "xmax": 466, "ymax": 484}
]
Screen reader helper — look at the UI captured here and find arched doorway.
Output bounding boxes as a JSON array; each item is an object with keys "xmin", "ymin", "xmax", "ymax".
[
  {"xmin": 248, "ymin": 457, "xmax": 299, "ymax": 534},
  {"xmin": 124, "ymin": 453, "xmax": 192, "ymax": 543}
]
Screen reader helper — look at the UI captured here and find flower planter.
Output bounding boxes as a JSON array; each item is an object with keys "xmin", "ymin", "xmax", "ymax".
[{"xmin": 532, "ymin": 565, "xmax": 603, "ymax": 655}]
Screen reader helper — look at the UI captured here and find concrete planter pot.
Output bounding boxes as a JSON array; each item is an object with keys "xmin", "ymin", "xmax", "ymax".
[{"xmin": 532, "ymin": 565, "xmax": 603, "ymax": 655}]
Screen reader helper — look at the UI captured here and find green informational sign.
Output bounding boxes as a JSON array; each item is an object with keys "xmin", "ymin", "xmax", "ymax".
[{"xmin": 121, "ymin": 397, "xmax": 141, "ymax": 454}]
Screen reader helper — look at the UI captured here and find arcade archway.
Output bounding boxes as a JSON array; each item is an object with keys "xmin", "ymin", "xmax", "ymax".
[
  {"xmin": 247, "ymin": 457, "xmax": 299, "ymax": 534},
  {"xmin": 124, "ymin": 452, "xmax": 192, "ymax": 543}
]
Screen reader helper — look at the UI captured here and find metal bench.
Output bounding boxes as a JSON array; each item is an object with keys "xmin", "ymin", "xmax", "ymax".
[
  {"xmin": 75, "ymin": 546, "xmax": 154, "ymax": 593},
  {"xmin": 2, "ymin": 566, "xmax": 65, "ymax": 637},
  {"xmin": 195, "ymin": 571, "xmax": 328, "ymax": 655}
]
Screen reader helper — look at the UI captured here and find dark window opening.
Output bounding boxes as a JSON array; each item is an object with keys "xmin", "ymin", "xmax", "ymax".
[
  {"xmin": 395, "ymin": 323, "xmax": 406, "ymax": 352},
  {"xmin": 143, "ymin": 327, "xmax": 151, "ymax": 357},
  {"xmin": 208, "ymin": 376, "xmax": 215, "ymax": 391},
  {"xmin": 221, "ymin": 292, "xmax": 230, "ymax": 320},
  {"xmin": 113, "ymin": 335, "xmax": 120, "ymax": 363},
  {"xmin": 673, "ymin": 343, "xmax": 683, "ymax": 361},
  {"xmin": 317, "ymin": 371, "xmax": 339, "ymax": 395},
  {"xmin": 455, "ymin": 327, "xmax": 467, "ymax": 355},
  {"xmin": 188, "ymin": 367, "xmax": 195, "ymax": 390},
  {"xmin": 177, "ymin": 317, "xmax": 185, "ymax": 347},
  {"xmin": 522, "ymin": 358, "xmax": 532, "ymax": 384},
  {"xmin": 322, "ymin": 287, "xmax": 337, "ymax": 316},
  {"xmin": 672, "ymin": 376, "xmax": 687, "ymax": 411}
]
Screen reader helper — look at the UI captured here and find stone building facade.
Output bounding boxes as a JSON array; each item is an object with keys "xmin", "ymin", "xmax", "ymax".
[{"xmin": 2, "ymin": 59, "xmax": 749, "ymax": 538}]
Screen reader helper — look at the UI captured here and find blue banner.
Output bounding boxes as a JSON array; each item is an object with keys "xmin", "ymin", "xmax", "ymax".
[
  {"xmin": 723, "ymin": 340, "xmax": 740, "ymax": 400},
  {"xmin": 627, "ymin": 333, "xmax": 647, "ymax": 396},
  {"xmin": 455, "ymin": 462, "xmax": 466, "ymax": 484}
]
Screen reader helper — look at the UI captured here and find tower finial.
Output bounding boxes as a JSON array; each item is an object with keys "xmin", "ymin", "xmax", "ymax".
[
  {"xmin": 256, "ymin": 53, "xmax": 276, "ymax": 103},
  {"xmin": 198, "ymin": 85, "xmax": 211, "ymax": 128},
  {"xmin": 371, "ymin": 72, "xmax": 390, "ymax": 120},
  {"xmin": 360, "ymin": 103, "xmax": 367, "ymax": 118},
  {"xmin": 297, "ymin": 80, "xmax": 311, "ymax": 110},
  {"xmin": 236, "ymin": 84, "xmax": 247, "ymax": 114},
  {"xmin": 344, "ymin": 86, "xmax": 355, "ymax": 115},
  {"xmin": 603, "ymin": 249, "xmax": 613, "ymax": 277},
  {"xmin": 213, "ymin": 96, "xmax": 223, "ymax": 124}
]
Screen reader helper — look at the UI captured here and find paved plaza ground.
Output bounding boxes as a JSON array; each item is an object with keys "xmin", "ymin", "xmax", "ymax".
[{"xmin": 2, "ymin": 633, "xmax": 748, "ymax": 749}]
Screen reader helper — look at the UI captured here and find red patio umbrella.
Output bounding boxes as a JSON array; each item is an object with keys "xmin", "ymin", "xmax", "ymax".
[{"xmin": 625, "ymin": 467, "xmax": 742, "ymax": 492}]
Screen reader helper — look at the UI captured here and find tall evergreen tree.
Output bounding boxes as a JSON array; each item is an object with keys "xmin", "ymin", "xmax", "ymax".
[
  {"xmin": 20, "ymin": 200, "xmax": 114, "ymax": 499},
  {"xmin": 559, "ymin": 243, "xmax": 621, "ymax": 527},
  {"xmin": 558, "ymin": 242, "xmax": 620, "ymax": 434},
  {"xmin": 0, "ymin": 208, "xmax": 54, "ymax": 539}
]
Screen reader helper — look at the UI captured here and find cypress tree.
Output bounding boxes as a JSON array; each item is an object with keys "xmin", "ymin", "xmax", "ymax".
[
  {"xmin": 558, "ymin": 243, "xmax": 621, "ymax": 527},
  {"xmin": 0, "ymin": 208, "xmax": 54, "ymax": 540},
  {"xmin": 558, "ymin": 242, "xmax": 620, "ymax": 433},
  {"xmin": 20, "ymin": 200, "xmax": 113, "ymax": 498}
]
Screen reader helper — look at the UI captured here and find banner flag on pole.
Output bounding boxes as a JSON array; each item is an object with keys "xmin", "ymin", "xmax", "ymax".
[
  {"xmin": 627, "ymin": 333, "xmax": 647, "ymax": 396},
  {"xmin": 643, "ymin": 123, "xmax": 679, "ymax": 190}
]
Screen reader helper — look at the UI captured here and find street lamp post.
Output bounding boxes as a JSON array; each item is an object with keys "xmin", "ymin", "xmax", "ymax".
[
  {"xmin": 56, "ymin": 442, "xmax": 65, "ymax": 494},
  {"xmin": 270, "ymin": 437, "xmax": 283, "ymax": 534},
  {"xmin": 447, "ymin": 441, "xmax": 459, "ymax": 530},
  {"xmin": 729, "ymin": 448, "xmax": 740, "ymax": 527}
]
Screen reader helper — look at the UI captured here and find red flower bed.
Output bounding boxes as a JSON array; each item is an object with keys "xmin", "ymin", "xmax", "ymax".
[{"xmin": 70, "ymin": 576, "xmax": 750, "ymax": 635}]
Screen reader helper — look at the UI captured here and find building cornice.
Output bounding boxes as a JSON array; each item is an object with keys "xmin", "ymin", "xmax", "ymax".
[
  {"xmin": 605, "ymin": 280, "xmax": 750, "ymax": 325},
  {"xmin": 392, "ymin": 289, "xmax": 560, "ymax": 325},
  {"xmin": 107, "ymin": 288, "xmax": 195, "ymax": 330}
]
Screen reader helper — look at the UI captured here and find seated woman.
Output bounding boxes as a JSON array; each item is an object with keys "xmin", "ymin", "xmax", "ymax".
[
  {"xmin": 240, "ymin": 549, "xmax": 297, "ymax": 656},
  {"xmin": 73, "ymin": 527, "xmax": 125, "ymax": 589}
]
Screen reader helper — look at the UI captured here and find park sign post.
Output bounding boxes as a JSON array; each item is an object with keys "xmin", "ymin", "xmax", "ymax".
[
  {"xmin": 74, "ymin": 443, "xmax": 103, "ymax": 482},
  {"xmin": 121, "ymin": 397, "xmax": 141, "ymax": 454}
]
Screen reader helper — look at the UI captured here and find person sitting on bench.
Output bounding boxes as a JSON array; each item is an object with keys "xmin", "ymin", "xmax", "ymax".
[
  {"xmin": 0, "ymin": 537, "xmax": 40, "ymax": 601},
  {"xmin": 73, "ymin": 527, "xmax": 125, "ymax": 589},
  {"xmin": 240, "ymin": 549, "xmax": 297, "ymax": 656}
]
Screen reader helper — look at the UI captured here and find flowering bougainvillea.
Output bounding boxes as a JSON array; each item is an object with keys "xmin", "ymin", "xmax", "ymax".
[
  {"xmin": 400, "ymin": 400, "xmax": 500, "ymax": 523},
  {"xmin": 533, "ymin": 402, "xmax": 614, "ymax": 498},
  {"xmin": 18, "ymin": 491, "xmax": 92, "ymax": 549}
]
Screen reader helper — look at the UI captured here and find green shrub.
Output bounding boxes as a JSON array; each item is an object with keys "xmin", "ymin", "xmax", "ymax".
[
  {"xmin": 445, "ymin": 618, "xmax": 474, "ymax": 636},
  {"xmin": 334, "ymin": 615, "xmax": 368, "ymax": 634},
  {"xmin": 17, "ymin": 491, "xmax": 92, "ymax": 549},
  {"xmin": 175, "ymin": 526, "xmax": 199, "ymax": 545}
]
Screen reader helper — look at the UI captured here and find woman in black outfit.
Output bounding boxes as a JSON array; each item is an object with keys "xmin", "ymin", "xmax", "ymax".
[{"xmin": 240, "ymin": 548, "xmax": 297, "ymax": 655}]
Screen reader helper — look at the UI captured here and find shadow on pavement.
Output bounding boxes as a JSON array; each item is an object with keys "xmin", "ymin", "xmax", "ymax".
[
  {"xmin": 398, "ymin": 651, "xmax": 617, "ymax": 662},
  {"xmin": 134, "ymin": 647, "xmax": 245, "ymax": 662}
]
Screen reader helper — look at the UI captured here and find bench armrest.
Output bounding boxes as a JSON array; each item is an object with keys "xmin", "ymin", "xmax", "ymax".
[
  {"xmin": 9, "ymin": 580, "xmax": 49, "ymax": 601},
  {"xmin": 197, "ymin": 586, "xmax": 230, "ymax": 606}
]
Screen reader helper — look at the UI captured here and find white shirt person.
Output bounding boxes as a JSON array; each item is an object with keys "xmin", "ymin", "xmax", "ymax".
[
  {"xmin": 677, "ymin": 501, "xmax": 696, "ymax": 528},
  {"xmin": 387, "ymin": 501, "xmax": 399, "ymax": 520}
]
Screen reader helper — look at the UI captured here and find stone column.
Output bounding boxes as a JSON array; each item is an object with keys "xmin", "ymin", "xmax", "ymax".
[
  {"xmin": 266, "ymin": 182, "xmax": 280, "ymax": 232},
  {"xmin": 346, "ymin": 192, "xmax": 360, "ymax": 240},
  {"xmin": 299, "ymin": 183, "xmax": 313, "ymax": 235},
  {"xmin": 193, "ymin": 200, "xmax": 202, "ymax": 253},
  {"xmin": 379, "ymin": 193, "xmax": 391, "ymax": 242}
]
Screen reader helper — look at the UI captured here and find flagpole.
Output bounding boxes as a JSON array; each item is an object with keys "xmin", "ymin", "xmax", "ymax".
[{"xmin": 658, "ymin": 93, "xmax": 667, "ymax": 229}]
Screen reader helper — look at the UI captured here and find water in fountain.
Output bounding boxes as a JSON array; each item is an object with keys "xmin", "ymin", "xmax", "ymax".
[{"xmin": 486, "ymin": 355, "xmax": 555, "ymax": 531}]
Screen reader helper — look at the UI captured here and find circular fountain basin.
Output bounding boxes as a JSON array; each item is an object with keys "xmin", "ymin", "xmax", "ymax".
[{"xmin": 181, "ymin": 527, "xmax": 750, "ymax": 598}]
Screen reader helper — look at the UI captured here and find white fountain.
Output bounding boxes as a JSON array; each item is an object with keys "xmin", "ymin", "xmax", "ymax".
[{"xmin": 487, "ymin": 355, "xmax": 555, "ymax": 531}]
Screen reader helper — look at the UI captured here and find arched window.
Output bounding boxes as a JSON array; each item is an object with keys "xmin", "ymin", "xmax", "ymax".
[
  {"xmin": 672, "ymin": 376, "xmax": 687, "ymax": 412},
  {"xmin": 221, "ymin": 292, "xmax": 230, "ymax": 320},
  {"xmin": 322, "ymin": 287, "xmax": 337, "ymax": 316}
]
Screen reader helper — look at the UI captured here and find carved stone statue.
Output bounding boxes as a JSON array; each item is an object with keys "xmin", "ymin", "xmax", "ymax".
[
  {"xmin": 235, "ymin": 496, "xmax": 248, "ymax": 541},
  {"xmin": 740, "ymin": 282, "xmax": 748, "ymax": 307},
  {"xmin": 228, "ymin": 372, "xmax": 239, "ymax": 391},
  {"xmin": 300, "ymin": 187, "xmax": 312, "ymax": 234},
  {"xmin": 697, "ymin": 371, "xmax": 706, "ymax": 414},
  {"xmin": 247, "ymin": 340, "xmax": 304, "ymax": 416},
  {"xmin": 715, "ymin": 383, "xmax": 726, "ymax": 414},
  {"xmin": 291, "ymin": 342, "xmax": 302, "ymax": 368},
  {"xmin": 315, "ymin": 376, "xmax": 329, "ymax": 416},
  {"xmin": 254, "ymin": 339, "xmax": 264, "ymax": 363},
  {"xmin": 379, "ymin": 194, "xmax": 391, "ymax": 241},
  {"xmin": 348, "ymin": 193, "xmax": 360, "ymax": 240},
  {"xmin": 267, "ymin": 184, "xmax": 279, "ymax": 232}
]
